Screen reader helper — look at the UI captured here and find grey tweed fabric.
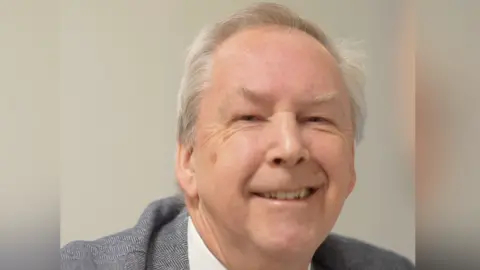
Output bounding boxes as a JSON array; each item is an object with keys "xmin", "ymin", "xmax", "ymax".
[{"xmin": 61, "ymin": 195, "xmax": 414, "ymax": 270}]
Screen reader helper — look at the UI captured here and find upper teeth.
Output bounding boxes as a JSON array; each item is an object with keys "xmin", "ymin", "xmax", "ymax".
[{"xmin": 259, "ymin": 188, "xmax": 312, "ymax": 200}]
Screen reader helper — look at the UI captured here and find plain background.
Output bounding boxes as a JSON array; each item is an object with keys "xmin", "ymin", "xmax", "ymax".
[{"xmin": 60, "ymin": 0, "xmax": 414, "ymax": 261}]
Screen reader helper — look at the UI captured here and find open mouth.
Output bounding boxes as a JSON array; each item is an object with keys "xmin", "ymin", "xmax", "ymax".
[{"xmin": 252, "ymin": 187, "xmax": 318, "ymax": 201}]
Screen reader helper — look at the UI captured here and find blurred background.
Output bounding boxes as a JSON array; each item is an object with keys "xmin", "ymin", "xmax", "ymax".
[
  {"xmin": 59, "ymin": 0, "xmax": 415, "ymax": 261},
  {"xmin": 0, "ymin": 1, "xmax": 58, "ymax": 269},
  {"xmin": 416, "ymin": 0, "xmax": 480, "ymax": 268}
]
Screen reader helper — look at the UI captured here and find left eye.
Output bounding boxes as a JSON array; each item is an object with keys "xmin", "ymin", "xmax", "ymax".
[{"xmin": 305, "ymin": 116, "xmax": 329, "ymax": 123}]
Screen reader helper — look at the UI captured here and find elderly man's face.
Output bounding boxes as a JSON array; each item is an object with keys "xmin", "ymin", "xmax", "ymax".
[{"xmin": 180, "ymin": 27, "xmax": 356, "ymax": 256}]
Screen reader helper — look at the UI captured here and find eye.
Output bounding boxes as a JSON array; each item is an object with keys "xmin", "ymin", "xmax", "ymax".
[
  {"xmin": 238, "ymin": 115, "xmax": 263, "ymax": 122},
  {"xmin": 305, "ymin": 116, "xmax": 329, "ymax": 123}
]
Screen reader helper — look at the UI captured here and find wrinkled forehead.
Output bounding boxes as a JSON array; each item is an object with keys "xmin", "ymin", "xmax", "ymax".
[{"xmin": 209, "ymin": 26, "xmax": 349, "ymax": 105}]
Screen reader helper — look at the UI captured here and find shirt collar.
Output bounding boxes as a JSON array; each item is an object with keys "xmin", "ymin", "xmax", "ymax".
[
  {"xmin": 188, "ymin": 217, "xmax": 227, "ymax": 270},
  {"xmin": 187, "ymin": 217, "xmax": 312, "ymax": 270}
]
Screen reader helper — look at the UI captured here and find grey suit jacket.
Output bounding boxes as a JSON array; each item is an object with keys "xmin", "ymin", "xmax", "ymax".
[{"xmin": 61, "ymin": 195, "xmax": 414, "ymax": 270}]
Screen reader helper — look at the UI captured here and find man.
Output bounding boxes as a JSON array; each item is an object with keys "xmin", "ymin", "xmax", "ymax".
[{"xmin": 61, "ymin": 3, "xmax": 414, "ymax": 270}]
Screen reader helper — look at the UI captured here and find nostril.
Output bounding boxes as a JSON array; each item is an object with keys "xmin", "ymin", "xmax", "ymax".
[
  {"xmin": 273, "ymin": 158, "xmax": 283, "ymax": 165},
  {"xmin": 296, "ymin": 157, "xmax": 305, "ymax": 165}
]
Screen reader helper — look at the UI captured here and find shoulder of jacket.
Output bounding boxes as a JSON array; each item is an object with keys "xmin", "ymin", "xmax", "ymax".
[
  {"xmin": 60, "ymin": 195, "xmax": 187, "ymax": 269},
  {"xmin": 313, "ymin": 233, "xmax": 415, "ymax": 270}
]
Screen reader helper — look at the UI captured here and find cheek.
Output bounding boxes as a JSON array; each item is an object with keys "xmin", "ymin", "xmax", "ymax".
[
  {"xmin": 196, "ymin": 130, "xmax": 264, "ymax": 194},
  {"xmin": 308, "ymin": 133, "xmax": 354, "ymax": 188},
  {"xmin": 195, "ymin": 131, "xmax": 265, "ymax": 225},
  {"xmin": 215, "ymin": 133, "xmax": 264, "ymax": 182}
]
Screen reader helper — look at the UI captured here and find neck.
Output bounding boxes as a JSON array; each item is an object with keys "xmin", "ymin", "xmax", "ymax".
[{"xmin": 187, "ymin": 202, "xmax": 312, "ymax": 270}]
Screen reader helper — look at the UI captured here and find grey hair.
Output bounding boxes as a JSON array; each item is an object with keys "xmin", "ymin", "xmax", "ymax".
[{"xmin": 176, "ymin": 2, "xmax": 366, "ymax": 148}]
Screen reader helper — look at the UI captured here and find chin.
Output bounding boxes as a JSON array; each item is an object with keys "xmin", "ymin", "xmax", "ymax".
[{"xmin": 252, "ymin": 223, "xmax": 320, "ymax": 256}]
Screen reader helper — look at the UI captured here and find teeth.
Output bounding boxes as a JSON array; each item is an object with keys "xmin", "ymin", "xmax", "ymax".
[
  {"xmin": 259, "ymin": 188, "xmax": 312, "ymax": 200},
  {"xmin": 285, "ymin": 192, "xmax": 296, "ymax": 199}
]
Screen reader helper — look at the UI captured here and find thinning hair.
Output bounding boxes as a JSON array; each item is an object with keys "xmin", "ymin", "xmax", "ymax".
[{"xmin": 176, "ymin": 2, "xmax": 366, "ymax": 147}]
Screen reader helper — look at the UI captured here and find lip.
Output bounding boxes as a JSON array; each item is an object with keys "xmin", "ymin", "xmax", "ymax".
[
  {"xmin": 250, "ymin": 185, "xmax": 324, "ymax": 205},
  {"xmin": 249, "ymin": 183, "xmax": 325, "ymax": 195}
]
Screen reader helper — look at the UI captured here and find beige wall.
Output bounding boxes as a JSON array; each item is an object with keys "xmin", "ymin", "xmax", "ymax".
[
  {"xmin": 0, "ymin": 2, "xmax": 59, "ymax": 268},
  {"xmin": 60, "ymin": 0, "xmax": 414, "ymax": 261}
]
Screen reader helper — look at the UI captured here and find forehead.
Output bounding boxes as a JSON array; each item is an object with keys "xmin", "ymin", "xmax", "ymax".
[{"xmin": 209, "ymin": 26, "xmax": 346, "ymax": 102}]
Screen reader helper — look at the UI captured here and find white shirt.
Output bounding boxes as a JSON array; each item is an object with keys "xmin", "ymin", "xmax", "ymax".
[
  {"xmin": 187, "ymin": 217, "xmax": 312, "ymax": 270},
  {"xmin": 188, "ymin": 217, "xmax": 227, "ymax": 270}
]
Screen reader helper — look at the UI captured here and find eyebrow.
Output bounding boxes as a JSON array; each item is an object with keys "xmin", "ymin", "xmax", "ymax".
[
  {"xmin": 238, "ymin": 87, "xmax": 273, "ymax": 105},
  {"xmin": 310, "ymin": 91, "xmax": 338, "ymax": 106},
  {"xmin": 233, "ymin": 87, "xmax": 338, "ymax": 106}
]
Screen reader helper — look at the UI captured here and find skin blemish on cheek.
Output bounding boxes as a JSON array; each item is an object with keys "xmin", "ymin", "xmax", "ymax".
[
  {"xmin": 197, "ymin": 122, "xmax": 245, "ymax": 164},
  {"xmin": 210, "ymin": 152, "xmax": 217, "ymax": 163}
]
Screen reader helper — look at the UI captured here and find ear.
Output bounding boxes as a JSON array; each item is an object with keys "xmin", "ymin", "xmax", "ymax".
[
  {"xmin": 347, "ymin": 170, "xmax": 356, "ymax": 196},
  {"xmin": 175, "ymin": 142, "xmax": 198, "ymax": 198},
  {"xmin": 347, "ymin": 143, "xmax": 356, "ymax": 196}
]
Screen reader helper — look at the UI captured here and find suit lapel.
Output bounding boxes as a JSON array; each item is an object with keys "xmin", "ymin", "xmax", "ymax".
[{"xmin": 146, "ymin": 208, "xmax": 190, "ymax": 270}]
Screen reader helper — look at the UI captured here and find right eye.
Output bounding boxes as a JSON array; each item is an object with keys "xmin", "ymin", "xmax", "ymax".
[{"xmin": 237, "ymin": 115, "xmax": 263, "ymax": 122}]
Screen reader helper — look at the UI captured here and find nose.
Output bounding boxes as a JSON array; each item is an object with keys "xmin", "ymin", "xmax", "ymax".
[{"xmin": 266, "ymin": 114, "xmax": 310, "ymax": 167}]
